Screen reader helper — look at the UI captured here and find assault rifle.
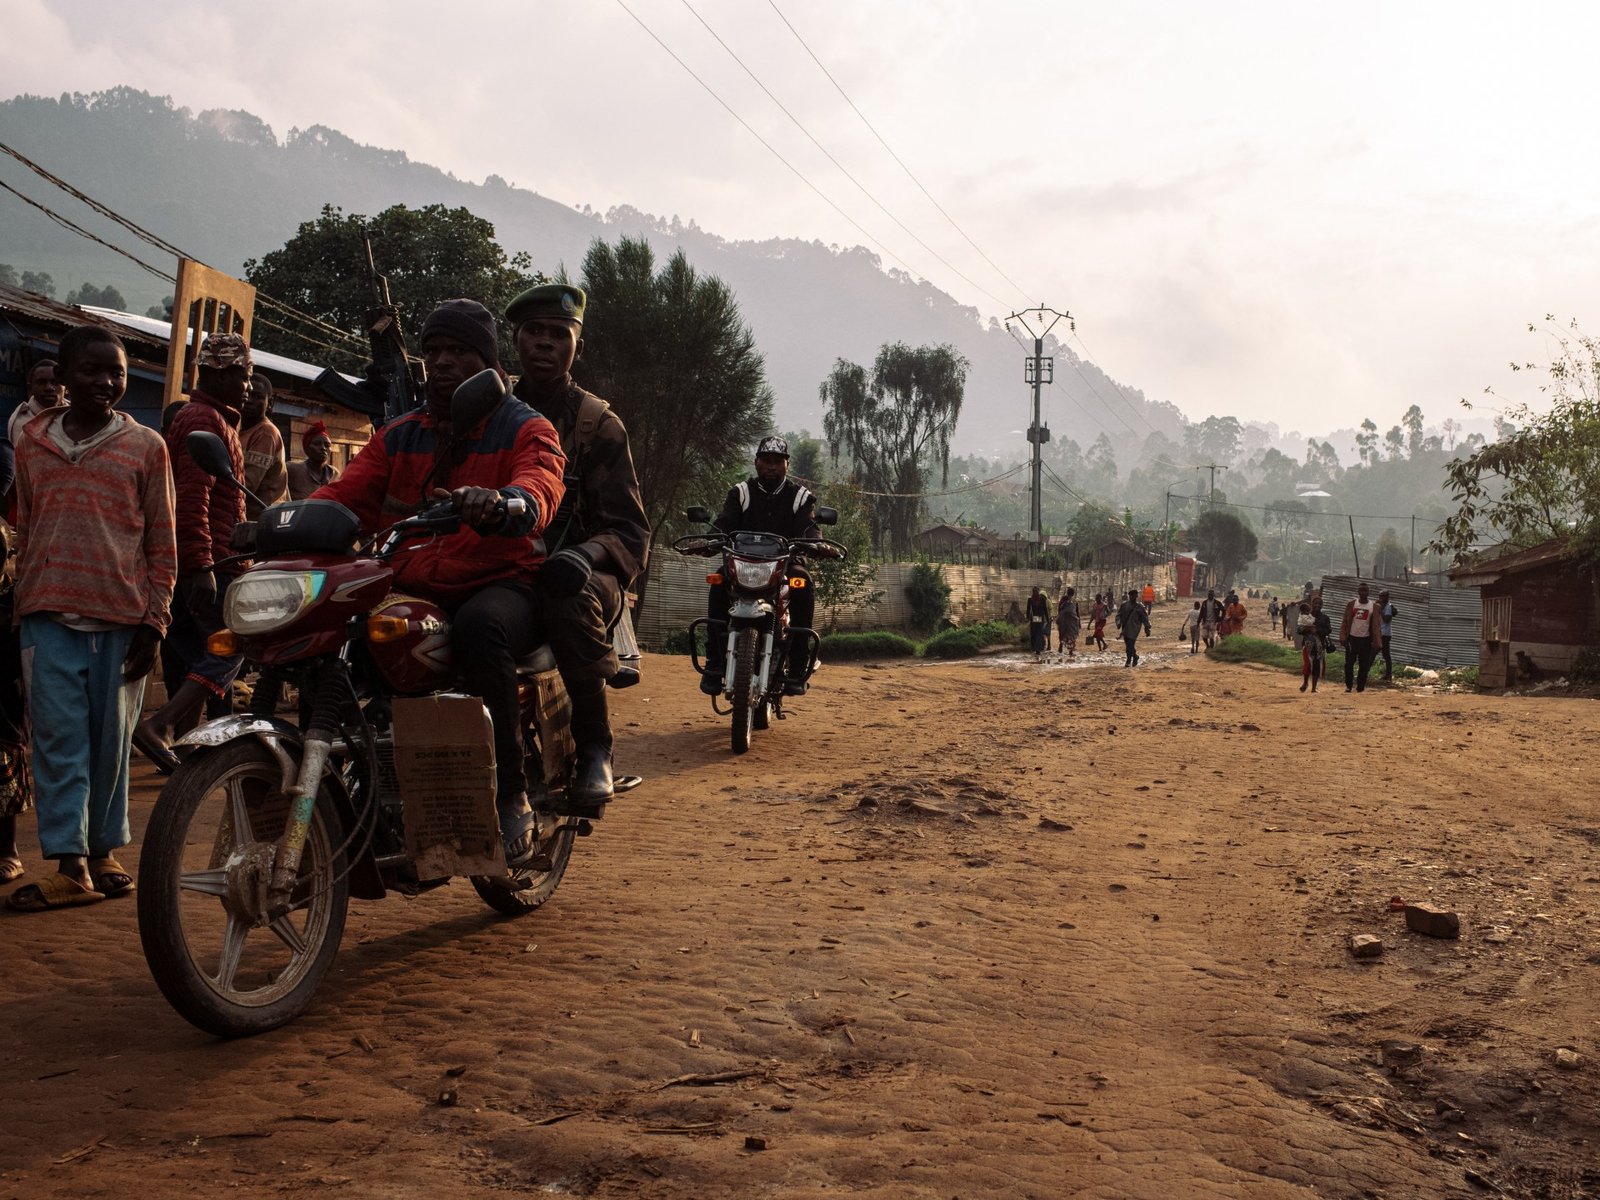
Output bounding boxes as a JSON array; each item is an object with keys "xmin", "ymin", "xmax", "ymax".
[{"xmin": 313, "ymin": 226, "xmax": 424, "ymax": 425}]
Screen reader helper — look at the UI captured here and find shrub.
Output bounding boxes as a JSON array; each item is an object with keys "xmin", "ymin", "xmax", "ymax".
[
  {"xmin": 657, "ymin": 626, "xmax": 707, "ymax": 657},
  {"xmin": 921, "ymin": 620, "xmax": 1021, "ymax": 659},
  {"xmin": 921, "ymin": 628, "xmax": 983, "ymax": 658},
  {"xmin": 1569, "ymin": 646, "xmax": 1600, "ymax": 684},
  {"xmin": 820, "ymin": 631, "xmax": 918, "ymax": 659},
  {"xmin": 904, "ymin": 558, "xmax": 951, "ymax": 632}
]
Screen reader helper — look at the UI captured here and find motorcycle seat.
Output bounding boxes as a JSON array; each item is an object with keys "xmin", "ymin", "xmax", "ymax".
[{"xmin": 515, "ymin": 645, "xmax": 558, "ymax": 675}]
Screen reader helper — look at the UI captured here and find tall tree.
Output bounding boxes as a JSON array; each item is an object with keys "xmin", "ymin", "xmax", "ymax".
[
  {"xmin": 65, "ymin": 282, "xmax": 127, "ymax": 309},
  {"xmin": 1383, "ymin": 424, "xmax": 1406, "ymax": 461},
  {"xmin": 0, "ymin": 263, "xmax": 16, "ymax": 287},
  {"xmin": 1430, "ymin": 321, "xmax": 1600, "ymax": 567},
  {"xmin": 1356, "ymin": 418, "xmax": 1379, "ymax": 466},
  {"xmin": 820, "ymin": 342, "xmax": 969, "ymax": 557},
  {"xmin": 19, "ymin": 270, "xmax": 54, "ymax": 297},
  {"xmin": 574, "ymin": 235, "xmax": 773, "ymax": 547},
  {"xmin": 243, "ymin": 202, "xmax": 540, "ymax": 367},
  {"xmin": 1402, "ymin": 404, "xmax": 1425, "ymax": 457},
  {"xmin": 1187, "ymin": 510, "xmax": 1259, "ymax": 588},
  {"xmin": 1185, "ymin": 414, "xmax": 1243, "ymax": 464}
]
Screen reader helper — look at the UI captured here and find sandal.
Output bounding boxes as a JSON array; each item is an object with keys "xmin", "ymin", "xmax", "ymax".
[
  {"xmin": 0, "ymin": 857, "xmax": 22, "ymax": 886},
  {"xmin": 89, "ymin": 855, "xmax": 135, "ymax": 898},
  {"xmin": 131, "ymin": 725, "xmax": 179, "ymax": 776},
  {"xmin": 500, "ymin": 806, "xmax": 540, "ymax": 870},
  {"xmin": 8, "ymin": 873, "xmax": 105, "ymax": 912}
]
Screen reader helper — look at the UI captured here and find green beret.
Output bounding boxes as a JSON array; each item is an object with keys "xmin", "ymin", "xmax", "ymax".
[{"xmin": 506, "ymin": 283, "xmax": 586, "ymax": 328}]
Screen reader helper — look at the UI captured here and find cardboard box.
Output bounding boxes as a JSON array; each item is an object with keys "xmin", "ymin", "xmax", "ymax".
[{"xmin": 391, "ymin": 694, "xmax": 503, "ymax": 878}]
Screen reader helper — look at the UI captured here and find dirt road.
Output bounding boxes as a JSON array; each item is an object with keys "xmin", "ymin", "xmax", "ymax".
[{"xmin": 3, "ymin": 617, "xmax": 1597, "ymax": 1199}]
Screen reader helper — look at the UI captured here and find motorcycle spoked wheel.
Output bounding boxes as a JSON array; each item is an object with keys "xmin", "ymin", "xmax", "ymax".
[
  {"xmin": 730, "ymin": 626, "xmax": 759, "ymax": 754},
  {"xmin": 470, "ymin": 813, "xmax": 576, "ymax": 916},
  {"xmin": 137, "ymin": 741, "xmax": 349, "ymax": 1038}
]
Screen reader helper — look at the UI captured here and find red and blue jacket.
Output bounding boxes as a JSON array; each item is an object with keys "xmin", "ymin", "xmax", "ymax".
[
  {"xmin": 168, "ymin": 391, "xmax": 245, "ymax": 574},
  {"xmin": 315, "ymin": 397, "xmax": 566, "ymax": 608}
]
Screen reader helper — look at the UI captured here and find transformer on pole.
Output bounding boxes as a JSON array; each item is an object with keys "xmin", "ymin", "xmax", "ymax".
[{"xmin": 1005, "ymin": 306, "xmax": 1072, "ymax": 563}]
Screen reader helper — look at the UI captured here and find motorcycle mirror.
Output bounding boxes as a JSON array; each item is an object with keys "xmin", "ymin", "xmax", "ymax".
[
  {"xmin": 451, "ymin": 368, "xmax": 506, "ymax": 433},
  {"xmin": 815, "ymin": 506, "xmax": 839, "ymax": 526},
  {"xmin": 186, "ymin": 430, "xmax": 237, "ymax": 481},
  {"xmin": 685, "ymin": 505, "xmax": 712, "ymax": 524}
]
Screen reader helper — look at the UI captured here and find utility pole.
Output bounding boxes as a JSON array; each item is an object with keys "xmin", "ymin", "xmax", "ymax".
[
  {"xmin": 1195, "ymin": 463, "xmax": 1229, "ymax": 508},
  {"xmin": 1005, "ymin": 306, "xmax": 1073, "ymax": 564}
]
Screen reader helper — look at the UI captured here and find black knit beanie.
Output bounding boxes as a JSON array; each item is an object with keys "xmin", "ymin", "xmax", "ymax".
[{"xmin": 419, "ymin": 298, "xmax": 498, "ymax": 365}]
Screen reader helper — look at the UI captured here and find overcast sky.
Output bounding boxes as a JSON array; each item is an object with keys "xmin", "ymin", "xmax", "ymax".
[{"xmin": 7, "ymin": 0, "xmax": 1599, "ymax": 430}]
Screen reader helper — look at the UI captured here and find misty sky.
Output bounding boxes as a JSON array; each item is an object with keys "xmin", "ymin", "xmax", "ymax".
[{"xmin": 7, "ymin": 0, "xmax": 1599, "ymax": 431}]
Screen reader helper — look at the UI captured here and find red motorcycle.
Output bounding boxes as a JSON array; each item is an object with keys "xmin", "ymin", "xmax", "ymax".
[{"xmin": 137, "ymin": 385, "xmax": 631, "ymax": 1037}]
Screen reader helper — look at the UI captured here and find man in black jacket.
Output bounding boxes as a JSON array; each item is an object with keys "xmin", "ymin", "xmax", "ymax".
[
  {"xmin": 701, "ymin": 436, "xmax": 834, "ymax": 697},
  {"xmin": 507, "ymin": 283, "xmax": 651, "ymax": 809},
  {"xmin": 1117, "ymin": 588, "xmax": 1152, "ymax": 667}
]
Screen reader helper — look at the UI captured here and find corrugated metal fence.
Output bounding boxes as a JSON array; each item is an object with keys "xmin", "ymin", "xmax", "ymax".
[
  {"xmin": 1315, "ymin": 575, "xmax": 1480, "ymax": 670},
  {"xmin": 636, "ymin": 556, "xmax": 1173, "ymax": 646}
]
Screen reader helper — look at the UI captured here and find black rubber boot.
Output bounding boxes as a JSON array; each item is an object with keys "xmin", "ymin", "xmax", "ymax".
[{"xmin": 566, "ymin": 678, "xmax": 614, "ymax": 810}]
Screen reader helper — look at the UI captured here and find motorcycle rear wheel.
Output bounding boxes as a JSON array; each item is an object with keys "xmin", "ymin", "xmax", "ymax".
[
  {"xmin": 137, "ymin": 741, "xmax": 349, "ymax": 1038},
  {"xmin": 730, "ymin": 626, "xmax": 758, "ymax": 754},
  {"xmin": 470, "ymin": 815, "xmax": 576, "ymax": 915}
]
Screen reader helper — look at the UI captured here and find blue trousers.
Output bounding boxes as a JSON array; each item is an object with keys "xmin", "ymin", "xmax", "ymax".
[{"xmin": 20, "ymin": 617, "xmax": 145, "ymax": 860}]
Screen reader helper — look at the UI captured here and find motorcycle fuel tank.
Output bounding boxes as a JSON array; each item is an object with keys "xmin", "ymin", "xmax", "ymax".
[{"xmin": 366, "ymin": 594, "xmax": 455, "ymax": 695}]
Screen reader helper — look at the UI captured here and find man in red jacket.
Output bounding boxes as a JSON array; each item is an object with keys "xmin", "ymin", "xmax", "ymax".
[
  {"xmin": 315, "ymin": 299, "xmax": 567, "ymax": 864},
  {"xmin": 134, "ymin": 332, "xmax": 251, "ymax": 773}
]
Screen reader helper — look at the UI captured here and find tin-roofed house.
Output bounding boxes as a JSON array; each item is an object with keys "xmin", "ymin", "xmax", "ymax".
[{"xmin": 1447, "ymin": 539, "xmax": 1599, "ymax": 688}]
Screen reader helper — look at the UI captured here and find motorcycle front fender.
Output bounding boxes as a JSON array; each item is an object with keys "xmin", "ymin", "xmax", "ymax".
[
  {"xmin": 727, "ymin": 599, "xmax": 773, "ymax": 620},
  {"xmin": 172, "ymin": 715, "xmax": 386, "ymax": 901}
]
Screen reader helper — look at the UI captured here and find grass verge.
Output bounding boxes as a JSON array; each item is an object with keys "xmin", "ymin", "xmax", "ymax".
[
  {"xmin": 920, "ymin": 621, "xmax": 1023, "ymax": 659},
  {"xmin": 1207, "ymin": 635, "xmax": 1347, "ymax": 677},
  {"xmin": 820, "ymin": 631, "xmax": 919, "ymax": 659}
]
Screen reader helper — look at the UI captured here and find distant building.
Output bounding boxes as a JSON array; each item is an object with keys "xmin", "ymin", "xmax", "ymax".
[
  {"xmin": 915, "ymin": 523, "xmax": 991, "ymax": 559},
  {"xmin": 1448, "ymin": 539, "xmax": 1598, "ymax": 687}
]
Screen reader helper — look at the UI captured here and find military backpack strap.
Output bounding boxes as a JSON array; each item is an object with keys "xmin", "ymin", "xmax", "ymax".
[{"xmin": 548, "ymin": 388, "xmax": 613, "ymax": 554}]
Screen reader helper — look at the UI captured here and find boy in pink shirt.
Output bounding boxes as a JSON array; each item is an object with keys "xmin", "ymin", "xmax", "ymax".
[{"xmin": 8, "ymin": 327, "xmax": 175, "ymax": 911}]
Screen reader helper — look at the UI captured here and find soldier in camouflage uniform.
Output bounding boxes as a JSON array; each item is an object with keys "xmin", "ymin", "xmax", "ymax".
[{"xmin": 507, "ymin": 284, "xmax": 649, "ymax": 810}]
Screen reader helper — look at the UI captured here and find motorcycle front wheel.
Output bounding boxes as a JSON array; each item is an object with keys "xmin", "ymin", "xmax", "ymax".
[
  {"xmin": 730, "ymin": 626, "xmax": 758, "ymax": 754},
  {"xmin": 137, "ymin": 740, "xmax": 350, "ymax": 1038}
]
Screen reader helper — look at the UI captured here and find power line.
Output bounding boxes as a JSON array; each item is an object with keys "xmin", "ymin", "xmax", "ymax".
[
  {"xmin": 1163, "ymin": 490, "xmax": 1440, "ymax": 527},
  {"xmin": 615, "ymin": 0, "xmax": 929, "ymax": 284},
  {"xmin": 0, "ymin": 177, "xmax": 175, "ymax": 284},
  {"xmin": 680, "ymin": 0, "xmax": 1017, "ymax": 311},
  {"xmin": 794, "ymin": 461, "xmax": 1029, "ymax": 500},
  {"xmin": 766, "ymin": 0, "xmax": 1031, "ymax": 303},
  {"xmin": 0, "ymin": 138, "xmax": 366, "ymax": 352},
  {"xmin": 1066, "ymin": 331, "xmax": 1160, "ymax": 438}
]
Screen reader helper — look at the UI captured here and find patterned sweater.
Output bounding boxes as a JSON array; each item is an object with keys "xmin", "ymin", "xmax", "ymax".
[{"xmin": 14, "ymin": 411, "xmax": 177, "ymax": 632}]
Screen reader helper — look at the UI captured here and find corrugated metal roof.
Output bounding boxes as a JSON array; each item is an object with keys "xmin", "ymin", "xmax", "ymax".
[
  {"xmin": 0, "ymin": 283, "xmax": 168, "ymax": 352},
  {"xmin": 81, "ymin": 307, "xmax": 359, "ymax": 384},
  {"xmin": 1447, "ymin": 537, "xmax": 1573, "ymax": 585},
  {"xmin": 0, "ymin": 286, "xmax": 361, "ymax": 385}
]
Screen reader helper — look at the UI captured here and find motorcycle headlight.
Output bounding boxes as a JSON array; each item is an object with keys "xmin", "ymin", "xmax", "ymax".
[
  {"xmin": 732, "ymin": 558, "xmax": 784, "ymax": 590},
  {"xmin": 224, "ymin": 570, "xmax": 327, "ymax": 635}
]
